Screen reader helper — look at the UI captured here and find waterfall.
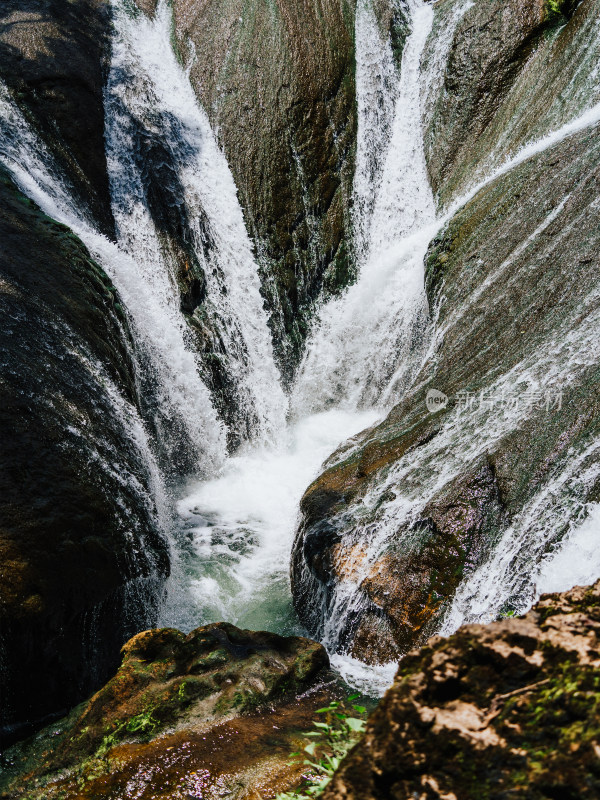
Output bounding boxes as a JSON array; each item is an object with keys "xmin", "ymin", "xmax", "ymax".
[
  {"xmin": 0, "ymin": 82, "xmax": 173, "ymax": 511},
  {"xmin": 441, "ymin": 437, "xmax": 600, "ymax": 633},
  {"xmin": 0, "ymin": 79, "xmax": 226, "ymax": 480},
  {"xmin": 292, "ymin": 0, "xmax": 436, "ymax": 416},
  {"xmin": 4, "ymin": 0, "xmax": 600, "ymax": 707},
  {"xmin": 302, "ymin": 95, "xmax": 600, "ymax": 657},
  {"xmin": 352, "ymin": 0, "xmax": 398, "ymax": 262},
  {"xmin": 106, "ymin": 0, "xmax": 287, "ymax": 455}
]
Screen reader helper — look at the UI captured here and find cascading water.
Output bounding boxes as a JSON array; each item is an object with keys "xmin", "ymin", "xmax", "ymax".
[
  {"xmin": 352, "ymin": 0, "xmax": 398, "ymax": 261},
  {"xmin": 106, "ymin": 0, "xmax": 286, "ymax": 456},
  {"xmin": 0, "ymin": 78, "xmax": 226, "ymax": 480},
  {"xmin": 293, "ymin": 0, "xmax": 437, "ymax": 416},
  {"xmin": 4, "ymin": 0, "xmax": 600, "ymax": 707},
  {"xmin": 0, "ymin": 82, "xmax": 172, "ymax": 521},
  {"xmin": 138, "ymin": 0, "xmax": 600, "ymax": 693},
  {"xmin": 290, "ymin": 0, "xmax": 600, "ymax": 671}
]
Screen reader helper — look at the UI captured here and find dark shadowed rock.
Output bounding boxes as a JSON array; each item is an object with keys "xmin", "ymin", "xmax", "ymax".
[
  {"xmin": 0, "ymin": 168, "xmax": 168, "ymax": 746},
  {"xmin": 0, "ymin": 0, "xmax": 115, "ymax": 235},
  {"xmin": 322, "ymin": 579, "xmax": 600, "ymax": 800},
  {"xmin": 0, "ymin": 624, "xmax": 332, "ymax": 799}
]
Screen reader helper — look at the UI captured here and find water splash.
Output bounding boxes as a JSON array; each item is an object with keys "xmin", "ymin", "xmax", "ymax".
[
  {"xmin": 536, "ymin": 501, "xmax": 600, "ymax": 596},
  {"xmin": 160, "ymin": 410, "xmax": 379, "ymax": 636}
]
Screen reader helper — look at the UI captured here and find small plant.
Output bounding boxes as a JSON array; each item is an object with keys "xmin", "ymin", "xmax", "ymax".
[
  {"xmin": 545, "ymin": 0, "xmax": 571, "ymax": 21},
  {"xmin": 276, "ymin": 696, "xmax": 368, "ymax": 799},
  {"xmin": 125, "ymin": 709, "xmax": 159, "ymax": 735}
]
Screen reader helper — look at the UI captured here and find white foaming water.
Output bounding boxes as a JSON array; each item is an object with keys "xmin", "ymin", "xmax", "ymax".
[
  {"xmin": 293, "ymin": 0, "xmax": 435, "ymax": 416},
  {"xmin": 161, "ymin": 409, "xmax": 379, "ymax": 635},
  {"xmin": 352, "ymin": 0, "xmax": 398, "ymax": 261},
  {"xmin": 537, "ymin": 502, "xmax": 600, "ymax": 596},
  {"xmin": 330, "ymin": 654, "xmax": 398, "ymax": 697},
  {"xmin": 107, "ymin": 0, "xmax": 286, "ymax": 447},
  {"xmin": 0, "ymin": 81, "xmax": 226, "ymax": 476}
]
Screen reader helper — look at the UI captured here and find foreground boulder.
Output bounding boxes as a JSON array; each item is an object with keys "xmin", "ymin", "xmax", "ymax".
[
  {"xmin": 0, "ymin": 624, "xmax": 332, "ymax": 799},
  {"xmin": 323, "ymin": 579, "xmax": 600, "ymax": 800},
  {"xmin": 0, "ymin": 169, "xmax": 168, "ymax": 745}
]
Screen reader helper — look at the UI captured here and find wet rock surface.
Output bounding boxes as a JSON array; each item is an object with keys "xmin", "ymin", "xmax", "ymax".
[
  {"xmin": 0, "ymin": 169, "xmax": 168, "ymax": 746},
  {"xmin": 0, "ymin": 623, "xmax": 333, "ymax": 799},
  {"xmin": 292, "ymin": 114, "xmax": 600, "ymax": 660},
  {"xmin": 0, "ymin": 0, "xmax": 115, "ymax": 235},
  {"xmin": 322, "ymin": 579, "xmax": 600, "ymax": 800},
  {"xmin": 423, "ymin": 0, "xmax": 599, "ymax": 207}
]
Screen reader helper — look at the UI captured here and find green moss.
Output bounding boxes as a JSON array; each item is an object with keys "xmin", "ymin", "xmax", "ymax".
[{"xmin": 544, "ymin": 0, "xmax": 578, "ymax": 23}]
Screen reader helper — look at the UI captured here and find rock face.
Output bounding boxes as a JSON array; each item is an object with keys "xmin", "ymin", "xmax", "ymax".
[
  {"xmin": 167, "ymin": 0, "xmax": 358, "ymax": 377},
  {"xmin": 0, "ymin": 624, "xmax": 331, "ymax": 799},
  {"xmin": 423, "ymin": 0, "xmax": 600, "ymax": 207},
  {"xmin": 0, "ymin": 169, "xmax": 168, "ymax": 746},
  {"xmin": 0, "ymin": 0, "xmax": 114, "ymax": 235},
  {"xmin": 322, "ymin": 579, "xmax": 600, "ymax": 800},
  {"xmin": 291, "ymin": 0, "xmax": 600, "ymax": 662}
]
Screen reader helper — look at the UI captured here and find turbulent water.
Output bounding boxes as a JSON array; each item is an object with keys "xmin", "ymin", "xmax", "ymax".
[{"xmin": 3, "ymin": 0, "xmax": 600, "ymax": 699}]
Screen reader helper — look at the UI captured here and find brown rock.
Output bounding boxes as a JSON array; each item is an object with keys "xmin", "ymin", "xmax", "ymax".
[
  {"xmin": 322, "ymin": 579, "xmax": 600, "ymax": 800},
  {"xmin": 0, "ymin": 623, "xmax": 332, "ymax": 799},
  {"xmin": 423, "ymin": 0, "xmax": 599, "ymax": 207}
]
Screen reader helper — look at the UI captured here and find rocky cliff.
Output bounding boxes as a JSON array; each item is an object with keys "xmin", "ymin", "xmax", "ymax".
[
  {"xmin": 0, "ymin": 168, "xmax": 168, "ymax": 746},
  {"xmin": 292, "ymin": 0, "xmax": 600, "ymax": 661}
]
